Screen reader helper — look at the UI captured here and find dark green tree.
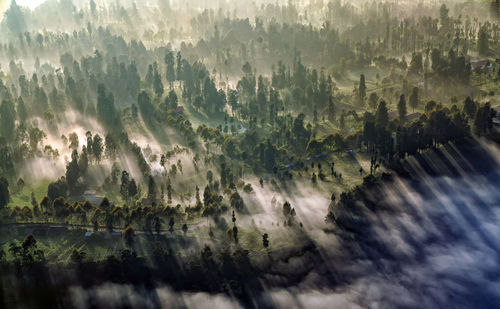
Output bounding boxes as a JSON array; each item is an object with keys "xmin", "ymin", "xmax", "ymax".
[
  {"xmin": 0, "ymin": 99, "xmax": 16, "ymax": 141},
  {"xmin": 154, "ymin": 216, "xmax": 162, "ymax": 235},
  {"xmin": 473, "ymin": 103, "xmax": 493, "ymax": 136},
  {"xmin": 409, "ymin": 87, "xmax": 419, "ymax": 112},
  {"xmin": 66, "ymin": 150, "xmax": 82, "ymax": 196},
  {"xmin": 463, "ymin": 96, "xmax": 476, "ymax": 119},
  {"xmin": 128, "ymin": 179, "xmax": 138, "ymax": 200},
  {"xmin": 375, "ymin": 100, "xmax": 389, "ymax": 128},
  {"xmin": 176, "ymin": 52, "xmax": 183, "ymax": 82},
  {"xmin": 17, "ymin": 97, "xmax": 28, "ymax": 122},
  {"xmin": 92, "ymin": 134, "xmax": 103, "ymax": 163},
  {"xmin": 368, "ymin": 92, "xmax": 379, "ymax": 110},
  {"xmin": 138, "ymin": 91, "xmax": 154, "ymax": 121},
  {"xmin": 165, "ymin": 52, "xmax": 176, "ymax": 88},
  {"xmin": 478, "ymin": 25, "xmax": 490, "ymax": 56},
  {"xmin": 168, "ymin": 217, "xmax": 175, "ymax": 234},
  {"xmin": 262, "ymin": 233, "xmax": 269, "ymax": 249},
  {"xmin": 398, "ymin": 94, "xmax": 407, "ymax": 123},
  {"xmin": 0, "ymin": 177, "xmax": 9, "ymax": 209},
  {"xmin": 47, "ymin": 178, "xmax": 68, "ymax": 200},
  {"xmin": 153, "ymin": 62, "xmax": 164, "ymax": 97},
  {"xmin": 230, "ymin": 191, "xmax": 245, "ymax": 212},
  {"xmin": 105, "ymin": 133, "xmax": 117, "ymax": 160},
  {"xmin": 96, "ymin": 84, "xmax": 119, "ymax": 131},
  {"xmin": 122, "ymin": 225, "xmax": 135, "ymax": 248},
  {"xmin": 358, "ymin": 74, "xmax": 366, "ymax": 105},
  {"xmin": 147, "ymin": 175, "xmax": 156, "ymax": 203}
]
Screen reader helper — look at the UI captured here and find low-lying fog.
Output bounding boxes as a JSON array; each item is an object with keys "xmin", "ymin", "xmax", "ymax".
[{"xmin": 63, "ymin": 141, "xmax": 500, "ymax": 309}]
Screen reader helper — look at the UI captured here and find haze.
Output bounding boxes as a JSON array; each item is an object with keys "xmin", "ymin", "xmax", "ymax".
[{"xmin": 0, "ymin": 0, "xmax": 498, "ymax": 308}]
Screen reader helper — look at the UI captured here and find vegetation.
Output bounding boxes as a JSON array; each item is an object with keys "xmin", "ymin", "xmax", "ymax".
[{"xmin": 0, "ymin": 0, "xmax": 499, "ymax": 308}]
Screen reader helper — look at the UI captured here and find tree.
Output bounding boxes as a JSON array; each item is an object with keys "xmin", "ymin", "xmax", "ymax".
[
  {"xmin": 53, "ymin": 197, "xmax": 68, "ymax": 220},
  {"xmin": 166, "ymin": 179, "xmax": 172, "ymax": 204},
  {"xmin": 92, "ymin": 210, "xmax": 100, "ymax": 232},
  {"xmin": 99, "ymin": 197, "xmax": 112, "ymax": 213},
  {"xmin": 70, "ymin": 249, "xmax": 86, "ymax": 264},
  {"xmin": 168, "ymin": 217, "xmax": 175, "ymax": 234},
  {"xmin": 153, "ymin": 62, "xmax": 164, "ymax": 97},
  {"xmin": 262, "ymin": 233, "xmax": 269, "ymax": 249},
  {"xmin": 491, "ymin": 0, "xmax": 500, "ymax": 18},
  {"xmin": 463, "ymin": 96, "xmax": 476, "ymax": 119},
  {"xmin": 478, "ymin": 25, "xmax": 490, "ymax": 56},
  {"xmin": 4, "ymin": 0, "xmax": 26, "ymax": 35},
  {"xmin": 40, "ymin": 196, "xmax": 51, "ymax": 217},
  {"xmin": 90, "ymin": 0, "xmax": 96, "ymax": 15},
  {"xmin": 0, "ymin": 99, "xmax": 16, "ymax": 141},
  {"xmin": 176, "ymin": 52, "xmax": 183, "ymax": 82},
  {"xmin": 66, "ymin": 150, "xmax": 82, "ymax": 197},
  {"xmin": 105, "ymin": 212, "xmax": 113, "ymax": 234},
  {"xmin": 122, "ymin": 225, "xmax": 135, "ymax": 248},
  {"xmin": 228, "ymin": 89, "xmax": 238, "ymax": 116},
  {"xmin": 0, "ymin": 177, "xmax": 9, "ymax": 209},
  {"xmin": 105, "ymin": 133, "xmax": 117, "ymax": 160},
  {"xmin": 206, "ymin": 170, "xmax": 213, "ymax": 184},
  {"xmin": 17, "ymin": 97, "xmax": 28, "ymax": 122},
  {"xmin": 16, "ymin": 234, "xmax": 44, "ymax": 264},
  {"xmin": 96, "ymin": 84, "xmax": 119, "ymax": 131},
  {"xmin": 92, "ymin": 134, "xmax": 103, "ymax": 162},
  {"xmin": 473, "ymin": 103, "xmax": 493, "ymax": 136},
  {"xmin": 312, "ymin": 173, "xmax": 317, "ymax": 184},
  {"xmin": 147, "ymin": 175, "xmax": 156, "ymax": 203},
  {"xmin": 230, "ymin": 191, "xmax": 245, "ymax": 212},
  {"xmin": 328, "ymin": 95, "xmax": 335, "ymax": 120},
  {"xmin": 154, "ymin": 216, "xmax": 162, "ymax": 235},
  {"xmin": 339, "ymin": 112, "xmax": 346, "ymax": 131},
  {"xmin": 17, "ymin": 178, "xmax": 25, "ymax": 191},
  {"xmin": 138, "ymin": 91, "xmax": 154, "ymax": 121},
  {"xmin": 28, "ymin": 127, "xmax": 47, "ymax": 153},
  {"xmin": 165, "ymin": 52, "xmax": 175, "ymax": 88},
  {"xmin": 398, "ymin": 94, "xmax": 407, "ymax": 123},
  {"xmin": 31, "ymin": 192, "xmax": 37, "ymax": 208},
  {"xmin": 68, "ymin": 132, "xmax": 79, "ymax": 150},
  {"xmin": 283, "ymin": 201, "xmax": 291, "ymax": 217},
  {"xmin": 409, "ymin": 87, "xmax": 419, "ymax": 112},
  {"xmin": 358, "ymin": 74, "xmax": 366, "ymax": 105},
  {"xmin": 128, "ymin": 179, "xmax": 138, "ymax": 200},
  {"xmin": 146, "ymin": 64, "xmax": 154, "ymax": 86},
  {"xmin": 375, "ymin": 101, "xmax": 389, "ymax": 128},
  {"xmin": 368, "ymin": 92, "xmax": 379, "ymax": 110},
  {"xmin": 232, "ymin": 225, "xmax": 238, "ymax": 244},
  {"xmin": 120, "ymin": 171, "xmax": 130, "ymax": 200},
  {"xmin": 86, "ymin": 131, "xmax": 94, "ymax": 155},
  {"xmin": 165, "ymin": 89, "xmax": 178, "ymax": 110},
  {"xmin": 440, "ymin": 4, "xmax": 450, "ymax": 28},
  {"xmin": 47, "ymin": 178, "xmax": 68, "ymax": 200},
  {"xmin": 408, "ymin": 52, "xmax": 423, "ymax": 75},
  {"xmin": 9, "ymin": 234, "xmax": 44, "ymax": 265},
  {"xmin": 131, "ymin": 104, "xmax": 138, "ymax": 118}
]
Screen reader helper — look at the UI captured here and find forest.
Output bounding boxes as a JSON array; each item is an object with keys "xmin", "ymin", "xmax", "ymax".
[{"xmin": 0, "ymin": 0, "xmax": 499, "ymax": 308}]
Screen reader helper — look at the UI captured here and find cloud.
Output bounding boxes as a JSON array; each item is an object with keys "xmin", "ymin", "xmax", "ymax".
[{"xmin": 68, "ymin": 284, "xmax": 244, "ymax": 309}]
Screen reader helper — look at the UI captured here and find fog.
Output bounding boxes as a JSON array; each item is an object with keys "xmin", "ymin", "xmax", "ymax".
[
  {"xmin": 52, "ymin": 141, "xmax": 500, "ymax": 308},
  {"xmin": 0, "ymin": 0, "xmax": 499, "ymax": 307}
]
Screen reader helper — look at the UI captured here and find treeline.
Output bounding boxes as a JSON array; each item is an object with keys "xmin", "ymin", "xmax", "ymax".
[
  {"xmin": 308, "ymin": 98, "xmax": 495, "ymax": 162},
  {"xmin": 0, "ymin": 234, "xmax": 267, "ymax": 306}
]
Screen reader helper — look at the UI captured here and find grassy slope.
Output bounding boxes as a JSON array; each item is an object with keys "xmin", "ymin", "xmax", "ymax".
[{"xmin": 8, "ymin": 179, "xmax": 52, "ymax": 208}]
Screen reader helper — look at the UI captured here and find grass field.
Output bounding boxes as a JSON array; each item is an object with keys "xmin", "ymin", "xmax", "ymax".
[{"xmin": 8, "ymin": 179, "xmax": 52, "ymax": 208}]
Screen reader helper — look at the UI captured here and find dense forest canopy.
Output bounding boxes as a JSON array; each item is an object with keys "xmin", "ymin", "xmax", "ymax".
[{"xmin": 0, "ymin": 0, "xmax": 499, "ymax": 308}]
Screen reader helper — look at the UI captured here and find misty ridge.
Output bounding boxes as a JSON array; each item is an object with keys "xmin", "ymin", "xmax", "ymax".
[{"xmin": 0, "ymin": 0, "xmax": 499, "ymax": 308}]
